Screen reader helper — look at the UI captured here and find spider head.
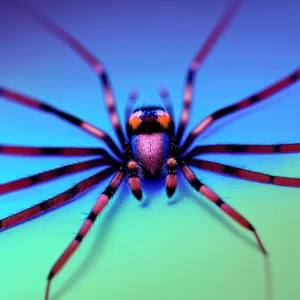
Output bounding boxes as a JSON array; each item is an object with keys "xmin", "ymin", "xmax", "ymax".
[{"xmin": 126, "ymin": 106, "xmax": 174, "ymax": 138}]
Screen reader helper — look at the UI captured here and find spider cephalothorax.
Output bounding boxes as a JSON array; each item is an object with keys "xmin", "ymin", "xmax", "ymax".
[{"xmin": 1, "ymin": 1, "xmax": 300, "ymax": 300}]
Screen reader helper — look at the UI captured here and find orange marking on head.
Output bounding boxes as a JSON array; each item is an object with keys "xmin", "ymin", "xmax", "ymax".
[
  {"xmin": 129, "ymin": 116, "xmax": 142, "ymax": 130},
  {"xmin": 157, "ymin": 114, "xmax": 171, "ymax": 129}
]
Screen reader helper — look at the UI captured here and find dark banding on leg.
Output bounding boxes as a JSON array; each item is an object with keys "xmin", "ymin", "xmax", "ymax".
[
  {"xmin": 0, "ymin": 166, "xmax": 117, "ymax": 232},
  {"xmin": 186, "ymin": 158, "xmax": 300, "ymax": 187},
  {"xmin": 19, "ymin": 3, "xmax": 126, "ymax": 147},
  {"xmin": 0, "ymin": 157, "xmax": 117, "ymax": 195},
  {"xmin": 176, "ymin": 0, "xmax": 241, "ymax": 144},
  {"xmin": 181, "ymin": 68, "xmax": 300, "ymax": 153},
  {"xmin": 127, "ymin": 160, "xmax": 142, "ymax": 200},
  {"xmin": 179, "ymin": 160, "xmax": 267, "ymax": 255},
  {"xmin": 0, "ymin": 87, "xmax": 123, "ymax": 158},
  {"xmin": 45, "ymin": 167, "xmax": 125, "ymax": 300},
  {"xmin": 184, "ymin": 142, "xmax": 300, "ymax": 157},
  {"xmin": 166, "ymin": 157, "xmax": 178, "ymax": 198},
  {"xmin": 0, "ymin": 144, "xmax": 111, "ymax": 157}
]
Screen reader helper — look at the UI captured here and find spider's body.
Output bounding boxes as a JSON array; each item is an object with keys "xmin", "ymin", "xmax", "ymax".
[
  {"xmin": 2, "ymin": 1, "xmax": 300, "ymax": 299},
  {"xmin": 127, "ymin": 106, "xmax": 174, "ymax": 177}
]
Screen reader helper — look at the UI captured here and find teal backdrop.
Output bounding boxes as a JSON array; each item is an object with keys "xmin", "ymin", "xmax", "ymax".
[{"xmin": 0, "ymin": 0, "xmax": 300, "ymax": 299}]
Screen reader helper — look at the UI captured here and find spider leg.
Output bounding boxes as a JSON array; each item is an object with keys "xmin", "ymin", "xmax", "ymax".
[
  {"xmin": 127, "ymin": 160, "xmax": 143, "ymax": 200},
  {"xmin": 0, "ymin": 144, "xmax": 111, "ymax": 157},
  {"xmin": 186, "ymin": 158, "xmax": 300, "ymax": 187},
  {"xmin": 20, "ymin": 3, "xmax": 126, "ymax": 147},
  {"xmin": 0, "ymin": 87, "xmax": 123, "ymax": 158},
  {"xmin": 179, "ymin": 160, "xmax": 267, "ymax": 255},
  {"xmin": 45, "ymin": 167, "xmax": 125, "ymax": 300},
  {"xmin": 159, "ymin": 85, "xmax": 174, "ymax": 120},
  {"xmin": 181, "ymin": 68, "xmax": 300, "ymax": 153},
  {"xmin": 125, "ymin": 87, "xmax": 139, "ymax": 122},
  {"xmin": 166, "ymin": 157, "xmax": 178, "ymax": 198},
  {"xmin": 185, "ymin": 142, "xmax": 300, "ymax": 157},
  {"xmin": 0, "ymin": 166, "xmax": 117, "ymax": 232},
  {"xmin": 176, "ymin": 0, "xmax": 241, "ymax": 143},
  {"xmin": 0, "ymin": 157, "xmax": 116, "ymax": 195}
]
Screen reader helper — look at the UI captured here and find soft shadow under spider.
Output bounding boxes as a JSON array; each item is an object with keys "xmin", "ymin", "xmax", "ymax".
[
  {"xmin": 53, "ymin": 177, "xmax": 176, "ymax": 299},
  {"xmin": 52, "ymin": 183, "xmax": 129, "ymax": 300},
  {"xmin": 183, "ymin": 181, "xmax": 260, "ymax": 252},
  {"xmin": 264, "ymin": 256, "xmax": 274, "ymax": 300},
  {"xmin": 183, "ymin": 181, "xmax": 274, "ymax": 300}
]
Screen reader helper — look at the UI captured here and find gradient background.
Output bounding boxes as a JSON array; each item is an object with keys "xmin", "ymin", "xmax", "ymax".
[{"xmin": 0, "ymin": 0, "xmax": 300, "ymax": 299}]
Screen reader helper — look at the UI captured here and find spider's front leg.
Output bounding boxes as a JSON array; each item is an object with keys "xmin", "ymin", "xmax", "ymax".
[{"xmin": 45, "ymin": 167, "xmax": 125, "ymax": 300}]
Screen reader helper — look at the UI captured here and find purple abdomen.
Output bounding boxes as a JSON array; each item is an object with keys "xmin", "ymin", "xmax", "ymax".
[{"xmin": 130, "ymin": 133, "xmax": 171, "ymax": 177}]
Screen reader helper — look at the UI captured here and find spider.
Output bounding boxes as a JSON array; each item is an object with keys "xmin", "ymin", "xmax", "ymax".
[{"xmin": 1, "ymin": 1, "xmax": 300, "ymax": 299}]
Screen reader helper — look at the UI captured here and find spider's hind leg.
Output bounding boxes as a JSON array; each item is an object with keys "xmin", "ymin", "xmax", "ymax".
[{"xmin": 179, "ymin": 160, "xmax": 267, "ymax": 256}]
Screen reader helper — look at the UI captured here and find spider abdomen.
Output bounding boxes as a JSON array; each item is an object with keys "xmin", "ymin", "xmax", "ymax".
[{"xmin": 130, "ymin": 133, "xmax": 170, "ymax": 177}]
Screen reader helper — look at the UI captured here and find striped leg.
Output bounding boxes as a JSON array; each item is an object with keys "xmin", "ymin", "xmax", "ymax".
[
  {"xmin": 176, "ymin": 0, "xmax": 241, "ymax": 144},
  {"xmin": 185, "ymin": 143, "xmax": 300, "ymax": 157},
  {"xmin": 45, "ymin": 167, "xmax": 125, "ymax": 300},
  {"xmin": 185, "ymin": 158, "xmax": 300, "ymax": 187},
  {"xmin": 0, "ymin": 87, "xmax": 122, "ymax": 158},
  {"xmin": 0, "ymin": 144, "xmax": 110, "ymax": 157},
  {"xmin": 20, "ymin": 3, "xmax": 126, "ymax": 147},
  {"xmin": 125, "ymin": 87, "xmax": 139, "ymax": 122},
  {"xmin": 159, "ymin": 85, "xmax": 174, "ymax": 120},
  {"xmin": 0, "ymin": 157, "xmax": 116, "ymax": 195},
  {"xmin": 179, "ymin": 161, "xmax": 267, "ymax": 255},
  {"xmin": 180, "ymin": 68, "xmax": 300, "ymax": 153},
  {"xmin": 0, "ymin": 166, "xmax": 116, "ymax": 232},
  {"xmin": 127, "ymin": 160, "xmax": 142, "ymax": 200},
  {"xmin": 166, "ymin": 157, "xmax": 178, "ymax": 198}
]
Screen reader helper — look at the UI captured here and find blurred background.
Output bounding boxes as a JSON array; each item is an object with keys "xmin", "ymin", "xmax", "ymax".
[{"xmin": 0, "ymin": 0, "xmax": 300, "ymax": 299}]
